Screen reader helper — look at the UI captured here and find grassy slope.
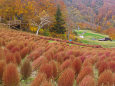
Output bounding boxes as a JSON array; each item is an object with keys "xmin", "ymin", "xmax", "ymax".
[{"xmin": 74, "ymin": 30, "xmax": 115, "ymax": 48}]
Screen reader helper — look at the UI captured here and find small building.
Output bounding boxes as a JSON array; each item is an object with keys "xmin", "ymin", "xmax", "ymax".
[
  {"xmin": 79, "ymin": 35, "xmax": 84, "ymax": 38},
  {"xmin": 98, "ymin": 37, "xmax": 112, "ymax": 41}
]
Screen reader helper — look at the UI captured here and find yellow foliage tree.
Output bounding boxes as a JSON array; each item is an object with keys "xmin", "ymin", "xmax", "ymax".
[
  {"xmin": 0, "ymin": 0, "xmax": 35, "ymax": 21},
  {"xmin": 96, "ymin": 26, "xmax": 102, "ymax": 32},
  {"xmin": 109, "ymin": 34, "xmax": 115, "ymax": 40}
]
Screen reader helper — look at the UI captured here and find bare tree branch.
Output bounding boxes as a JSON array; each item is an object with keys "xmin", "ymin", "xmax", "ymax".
[{"xmin": 30, "ymin": 14, "xmax": 51, "ymax": 35}]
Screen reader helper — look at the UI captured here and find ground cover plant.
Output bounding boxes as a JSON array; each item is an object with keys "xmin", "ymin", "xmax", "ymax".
[{"xmin": 0, "ymin": 28, "xmax": 115, "ymax": 86}]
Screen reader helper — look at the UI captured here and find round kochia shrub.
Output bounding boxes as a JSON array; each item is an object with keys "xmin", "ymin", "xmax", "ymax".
[
  {"xmin": 14, "ymin": 52, "xmax": 21, "ymax": 65},
  {"xmin": 98, "ymin": 61, "xmax": 109, "ymax": 75},
  {"xmin": 58, "ymin": 68, "xmax": 75, "ymax": 86},
  {"xmin": 2, "ymin": 63, "xmax": 20, "ymax": 86},
  {"xmin": 0, "ymin": 60, "xmax": 6, "ymax": 82},
  {"xmin": 41, "ymin": 80, "xmax": 53, "ymax": 86},
  {"xmin": 76, "ymin": 66, "xmax": 93, "ymax": 84},
  {"xmin": 60, "ymin": 59, "xmax": 72, "ymax": 72},
  {"xmin": 49, "ymin": 60, "xmax": 57, "ymax": 78},
  {"xmin": 113, "ymin": 73, "xmax": 115, "ymax": 85},
  {"xmin": 20, "ymin": 47, "xmax": 29, "ymax": 59},
  {"xmin": 31, "ymin": 72, "xmax": 46, "ymax": 86},
  {"xmin": 98, "ymin": 70, "xmax": 113, "ymax": 86},
  {"xmin": 79, "ymin": 75, "xmax": 96, "ymax": 86},
  {"xmin": 20, "ymin": 59, "xmax": 32, "ymax": 80},
  {"xmin": 39, "ymin": 63, "xmax": 53, "ymax": 79},
  {"xmin": 5, "ymin": 52, "xmax": 16, "ymax": 64},
  {"xmin": 71, "ymin": 58, "xmax": 82, "ymax": 74},
  {"xmin": 32, "ymin": 56, "xmax": 48, "ymax": 71}
]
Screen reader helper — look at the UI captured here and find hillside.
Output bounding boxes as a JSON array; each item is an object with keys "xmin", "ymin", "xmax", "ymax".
[
  {"xmin": 64, "ymin": 0, "xmax": 115, "ymax": 30},
  {"xmin": 0, "ymin": 27, "xmax": 115, "ymax": 86}
]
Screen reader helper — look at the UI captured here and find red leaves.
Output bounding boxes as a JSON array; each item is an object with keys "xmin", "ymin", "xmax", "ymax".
[
  {"xmin": 71, "ymin": 58, "xmax": 82, "ymax": 74},
  {"xmin": 20, "ymin": 47, "xmax": 29, "ymax": 59},
  {"xmin": 28, "ymin": 47, "xmax": 45, "ymax": 60},
  {"xmin": 6, "ymin": 42, "xmax": 15, "ymax": 50},
  {"xmin": 79, "ymin": 75, "xmax": 96, "ymax": 86},
  {"xmin": 40, "ymin": 63, "xmax": 53, "ymax": 79},
  {"xmin": 2, "ymin": 63, "xmax": 20, "ymax": 86},
  {"xmin": 31, "ymin": 73, "xmax": 46, "ymax": 86},
  {"xmin": 58, "ymin": 68, "xmax": 75, "ymax": 86},
  {"xmin": 10, "ymin": 46, "xmax": 20, "ymax": 53},
  {"xmin": 21, "ymin": 59, "xmax": 32, "ymax": 80},
  {"xmin": 41, "ymin": 80, "xmax": 53, "ymax": 86},
  {"xmin": 32, "ymin": 56, "xmax": 48, "ymax": 71},
  {"xmin": 0, "ymin": 60, "xmax": 6, "ymax": 81},
  {"xmin": 98, "ymin": 61, "xmax": 109, "ymax": 75},
  {"xmin": 39, "ymin": 61, "xmax": 57, "ymax": 79},
  {"xmin": 98, "ymin": 70, "xmax": 113, "ymax": 86},
  {"xmin": 5, "ymin": 52, "xmax": 16, "ymax": 64},
  {"xmin": 76, "ymin": 66, "xmax": 93, "ymax": 84},
  {"xmin": 0, "ymin": 48, "xmax": 5, "ymax": 60},
  {"xmin": 113, "ymin": 73, "xmax": 115, "ymax": 85},
  {"xmin": 49, "ymin": 60, "xmax": 57, "ymax": 78},
  {"xmin": 108, "ymin": 61, "xmax": 115, "ymax": 72},
  {"xmin": 0, "ymin": 38, "xmax": 5, "ymax": 46},
  {"xmin": 60, "ymin": 59, "xmax": 71, "ymax": 72},
  {"xmin": 14, "ymin": 52, "xmax": 21, "ymax": 65}
]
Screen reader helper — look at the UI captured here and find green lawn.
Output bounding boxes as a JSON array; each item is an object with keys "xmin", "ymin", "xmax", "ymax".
[
  {"xmin": 74, "ymin": 30, "xmax": 115, "ymax": 48},
  {"xmin": 75, "ymin": 30, "xmax": 108, "ymax": 40}
]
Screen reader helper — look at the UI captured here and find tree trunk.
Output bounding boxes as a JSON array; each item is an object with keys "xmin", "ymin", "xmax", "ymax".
[
  {"xmin": 36, "ymin": 26, "xmax": 41, "ymax": 35},
  {"xmin": 67, "ymin": 30, "xmax": 70, "ymax": 40}
]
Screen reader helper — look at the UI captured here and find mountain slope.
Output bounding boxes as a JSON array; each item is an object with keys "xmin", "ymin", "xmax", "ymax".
[{"xmin": 63, "ymin": 0, "xmax": 115, "ymax": 29}]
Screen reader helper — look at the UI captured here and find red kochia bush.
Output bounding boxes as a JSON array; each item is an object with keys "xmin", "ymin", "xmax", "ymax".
[
  {"xmin": 65, "ymin": 50, "xmax": 81, "ymax": 58},
  {"xmin": 49, "ymin": 60, "xmax": 57, "ymax": 78},
  {"xmin": 21, "ymin": 59, "xmax": 32, "ymax": 80},
  {"xmin": 14, "ymin": 52, "xmax": 21, "ymax": 65},
  {"xmin": 71, "ymin": 58, "xmax": 82, "ymax": 74},
  {"xmin": 58, "ymin": 68, "xmax": 75, "ymax": 86},
  {"xmin": 6, "ymin": 42, "xmax": 15, "ymax": 50},
  {"xmin": 82, "ymin": 58, "xmax": 93, "ymax": 67},
  {"xmin": 55, "ymin": 51, "xmax": 65, "ymax": 63},
  {"xmin": 28, "ymin": 47, "xmax": 45, "ymax": 60},
  {"xmin": 98, "ymin": 70, "xmax": 113, "ymax": 86},
  {"xmin": 39, "ymin": 63, "xmax": 53, "ymax": 79},
  {"xmin": 98, "ymin": 61, "xmax": 109, "ymax": 75},
  {"xmin": 76, "ymin": 66, "xmax": 93, "ymax": 84},
  {"xmin": 60, "ymin": 59, "xmax": 71, "ymax": 72},
  {"xmin": 43, "ymin": 48, "xmax": 55, "ymax": 61},
  {"xmin": 0, "ymin": 48, "xmax": 5, "ymax": 60},
  {"xmin": 0, "ymin": 38, "xmax": 5, "ymax": 46},
  {"xmin": 5, "ymin": 52, "xmax": 16, "ymax": 64},
  {"xmin": 113, "ymin": 73, "xmax": 115, "ymax": 85},
  {"xmin": 108, "ymin": 61, "xmax": 115, "ymax": 72},
  {"xmin": 20, "ymin": 47, "xmax": 29, "ymax": 59},
  {"xmin": 31, "ymin": 73, "xmax": 46, "ymax": 86},
  {"xmin": 41, "ymin": 80, "xmax": 53, "ymax": 86},
  {"xmin": 32, "ymin": 56, "xmax": 48, "ymax": 71},
  {"xmin": 79, "ymin": 75, "xmax": 96, "ymax": 86},
  {"xmin": 0, "ymin": 60, "xmax": 6, "ymax": 82},
  {"xmin": 2, "ymin": 63, "xmax": 20, "ymax": 86},
  {"xmin": 10, "ymin": 46, "xmax": 20, "ymax": 53}
]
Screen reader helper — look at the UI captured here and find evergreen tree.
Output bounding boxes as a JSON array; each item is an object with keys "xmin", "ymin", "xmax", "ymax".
[{"xmin": 50, "ymin": 5, "xmax": 66, "ymax": 34}]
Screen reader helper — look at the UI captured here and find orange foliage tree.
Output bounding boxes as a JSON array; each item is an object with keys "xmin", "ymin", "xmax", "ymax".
[{"xmin": 104, "ymin": 28, "xmax": 115, "ymax": 40}]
